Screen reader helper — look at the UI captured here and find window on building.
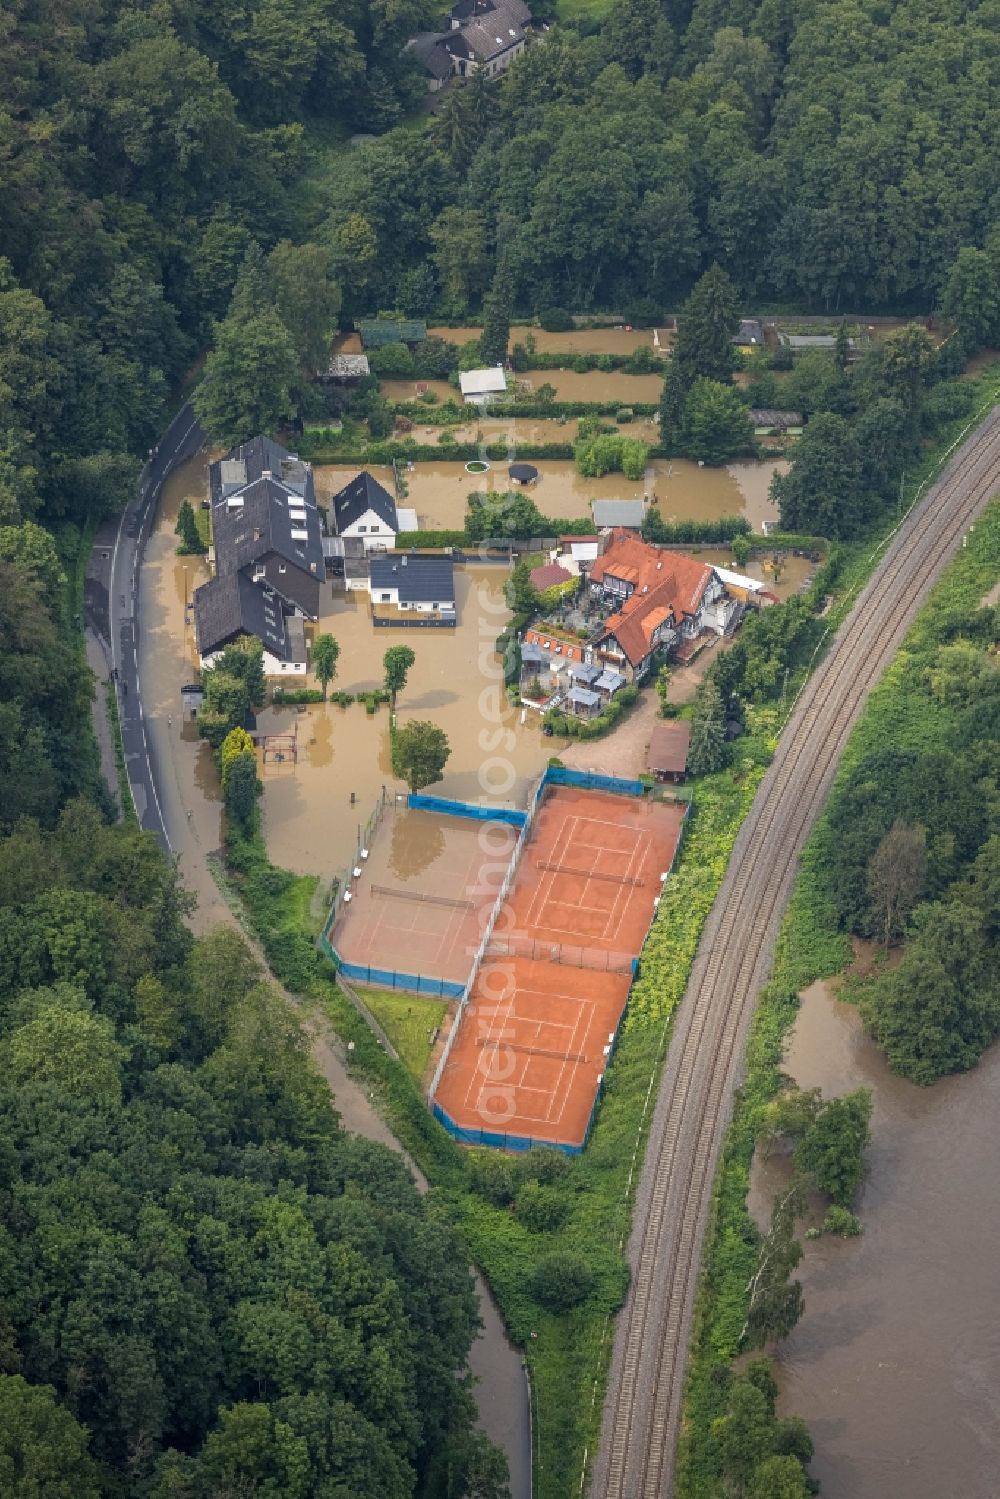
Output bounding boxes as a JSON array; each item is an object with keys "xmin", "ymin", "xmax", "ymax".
[
  {"xmin": 278, "ymin": 563, "xmax": 286, "ymax": 573},
  {"xmin": 381, "ymin": 593, "xmax": 391, "ymax": 602}
]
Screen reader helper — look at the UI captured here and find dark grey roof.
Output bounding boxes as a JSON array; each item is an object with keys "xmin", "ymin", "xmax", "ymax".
[
  {"xmin": 450, "ymin": 1, "xmax": 527, "ymax": 61},
  {"xmin": 213, "ymin": 477, "xmax": 325, "ymax": 581},
  {"xmin": 451, "ymin": 0, "xmax": 532, "ymax": 25},
  {"xmin": 735, "ymin": 319, "xmax": 766, "ymax": 345},
  {"xmin": 333, "ymin": 471, "xmax": 398, "ymax": 535},
  {"xmin": 194, "ymin": 572, "xmax": 290, "ymax": 660},
  {"xmin": 570, "ymin": 662, "xmax": 602, "ymax": 684},
  {"xmin": 370, "ymin": 554, "xmax": 455, "ymax": 604},
  {"xmin": 568, "ymin": 685, "xmax": 600, "ymax": 708},
  {"xmin": 210, "ymin": 435, "xmax": 314, "ymax": 507},
  {"xmin": 748, "ymin": 408, "xmax": 804, "ymax": 427},
  {"xmin": 409, "ymin": 31, "xmax": 454, "ymax": 78}
]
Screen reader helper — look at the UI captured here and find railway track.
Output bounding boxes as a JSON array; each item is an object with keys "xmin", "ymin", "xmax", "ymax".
[{"xmin": 590, "ymin": 404, "xmax": 1000, "ymax": 1499}]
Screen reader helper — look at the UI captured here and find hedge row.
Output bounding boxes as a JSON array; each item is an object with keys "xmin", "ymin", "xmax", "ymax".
[
  {"xmin": 641, "ymin": 513, "xmax": 752, "ymax": 543},
  {"xmin": 514, "ymin": 350, "xmax": 665, "ymax": 374}
]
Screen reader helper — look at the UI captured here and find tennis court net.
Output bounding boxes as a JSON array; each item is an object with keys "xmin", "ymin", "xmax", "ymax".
[
  {"xmin": 536, "ymin": 858, "xmax": 647, "ymax": 888},
  {"xmin": 371, "ymin": 883, "xmax": 475, "ymax": 911},
  {"xmin": 484, "ymin": 934, "xmax": 634, "ymax": 975}
]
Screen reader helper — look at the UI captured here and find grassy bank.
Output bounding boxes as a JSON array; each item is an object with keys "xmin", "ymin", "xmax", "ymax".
[
  {"xmin": 676, "ymin": 496, "xmax": 1000, "ymax": 1495},
  {"xmin": 355, "ymin": 985, "xmax": 448, "ymax": 1080}
]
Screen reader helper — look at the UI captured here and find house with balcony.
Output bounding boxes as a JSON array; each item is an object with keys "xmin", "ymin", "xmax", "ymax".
[{"xmin": 587, "ymin": 531, "xmax": 741, "ymax": 680}]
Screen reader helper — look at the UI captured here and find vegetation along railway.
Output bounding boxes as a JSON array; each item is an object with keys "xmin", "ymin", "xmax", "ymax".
[{"xmin": 591, "ymin": 403, "xmax": 1000, "ymax": 1498}]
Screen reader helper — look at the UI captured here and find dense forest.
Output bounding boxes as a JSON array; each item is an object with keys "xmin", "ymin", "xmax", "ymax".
[
  {"xmin": 0, "ymin": 555, "xmax": 504, "ymax": 1494},
  {"xmin": 5, "ymin": 0, "xmax": 1000, "ymax": 530},
  {"xmin": 2, "ymin": 0, "xmax": 1000, "ymax": 1491}
]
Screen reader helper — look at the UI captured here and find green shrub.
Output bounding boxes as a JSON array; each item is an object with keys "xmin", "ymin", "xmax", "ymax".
[
  {"xmin": 538, "ymin": 307, "xmax": 574, "ymax": 332},
  {"xmin": 616, "ymin": 407, "xmax": 634, "ymax": 423},
  {"xmin": 468, "ymin": 1152, "xmax": 516, "ymax": 1206},
  {"xmin": 271, "ymin": 687, "xmax": 324, "ymax": 704},
  {"xmin": 531, "ymin": 1250, "xmax": 595, "ymax": 1311},
  {"xmin": 516, "ymin": 1182, "xmax": 570, "ymax": 1233},
  {"xmin": 821, "ymin": 1206, "xmax": 863, "ymax": 1237}
]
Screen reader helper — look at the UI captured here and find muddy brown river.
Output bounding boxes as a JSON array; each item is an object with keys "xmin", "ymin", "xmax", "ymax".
[{"xmin": 754, "ymin": 982, "xmax": 1000, "ymax": 1498}]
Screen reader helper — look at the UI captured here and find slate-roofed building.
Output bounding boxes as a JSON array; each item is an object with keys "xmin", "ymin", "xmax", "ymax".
[
  {"xmin": 193, "ymin": 572, "xmax": 307, "ymax": 675},
  {"xmin": 357, "ymin": 318, "xmax": 426, "ymax": 349},
  {"xmin": 748, "ymin": 408, "xmax": 804, "ymax": 435},
  {"xmin": 369, "ymin": 554, "xmax": 456, "ymax": 626},
  {"xmin": 734, "ymin": 318, "xmax": 767, "ymax": 351},
  {"xmin": 331, "ymin": 471, "xmax": 399, "ymax": 552},
  {"xmin": 195, "ymin": 435, "xmax": 325, "ymax": 674},
  {"xmin": 411, "ymin": 0, "xmax": 530, "ymax": 87}
]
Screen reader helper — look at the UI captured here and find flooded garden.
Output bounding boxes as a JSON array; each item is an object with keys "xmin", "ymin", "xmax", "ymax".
[
  {"xmin": 257, "ymin": 565, "xmax": 566, "ymax": 880},
  {"xmin": 315, "ymin": 455, "xmax": 789, "ymax": 533}
]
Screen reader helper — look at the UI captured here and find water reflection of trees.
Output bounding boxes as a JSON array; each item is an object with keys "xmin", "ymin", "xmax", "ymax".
[{"xmin": 389, "ymin": 809, "xmax": 445, "ymax": 879}]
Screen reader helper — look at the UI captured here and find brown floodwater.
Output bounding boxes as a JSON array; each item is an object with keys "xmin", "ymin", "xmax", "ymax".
[
  {"xmin": 515, "ymin": 368, "xmax": 665, "ymax": 403},
  {"xmin": 427, "ymin": 324, "xmax": 671, "ymax": 355},
  {"xmin": 314, "ymin": 456, "xmax": 788, "ymax": 533},
  {"xmin": 258, "ymin": 566, "xmax": 567, "ymax": 880},
  {"xmin": 137, "ymin": 448, "xmax": 235, "ymax": 934},
  {"xmin": 752, "ymin": 981, "xmax": 1000, "ymax": 1499},
  {"xmin": 688, "ymin": 546, "xmax": 814, "ymax": 601}
]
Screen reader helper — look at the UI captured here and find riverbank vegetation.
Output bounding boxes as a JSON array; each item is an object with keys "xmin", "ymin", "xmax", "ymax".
[{"xmin": 676, "ymin": 498, "xmax": 1000, "ymax": 1496}]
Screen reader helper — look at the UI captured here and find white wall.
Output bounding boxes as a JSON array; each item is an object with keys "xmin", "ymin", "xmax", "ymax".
[{"xmin": 341, "ymin": 507, "xmax": 397, "ymax": 552}]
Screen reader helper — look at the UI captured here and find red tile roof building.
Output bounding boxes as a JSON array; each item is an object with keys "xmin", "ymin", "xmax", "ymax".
[{"xmin": 589, "ymin": 531, "xmax": 739, "ymax": 678}]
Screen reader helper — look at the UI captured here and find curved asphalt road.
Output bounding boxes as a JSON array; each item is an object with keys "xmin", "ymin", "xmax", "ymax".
[{"xmin": 86, "ymin": 402, "xmax": 205, "ymax": 852}]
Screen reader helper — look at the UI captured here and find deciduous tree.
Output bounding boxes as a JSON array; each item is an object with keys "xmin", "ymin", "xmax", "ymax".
[
  {"xmin": 391, "ymin": 719, "xmax": 450, "ymax": 793},
  {"xmin": 311, "ymin": 633, "xmax": 340, "ymax": 699},
  {"xmin": 867, "ymin": 820, "xmax": 927, "ymax": 945},
  {"xmin": 383, "ymin": 645, "xmax": 415, "ymax": 704}
]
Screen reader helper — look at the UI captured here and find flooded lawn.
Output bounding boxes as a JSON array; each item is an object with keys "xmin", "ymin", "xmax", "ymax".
[
  {"xmin": 258, "ymin": 566, "xmax": 566, "ymax": 881},
  {"xmin": 380, "ymin": 378, "xmax": 457, "ymax": 405},
  {"xmin": 398, "ymin": 413, "xmax": 658, "ymax": 447},
  {"xmin": 516, "ymin": 369, "xmax": 665, "ymax": 403},
  {"xmin": 691, "ymin": 545, "xmax": 814, "ymax": 600},
  {"xmin": 428, "ymin": 325, "xmax": 671, "ymax": 355},
  {"xmin": 314, "ymin": 456, "xmax": 789, "ymax": 533},
  {"xmin": 760, "ymin": 981, "xmax": 1000, "ymax": 1499}
]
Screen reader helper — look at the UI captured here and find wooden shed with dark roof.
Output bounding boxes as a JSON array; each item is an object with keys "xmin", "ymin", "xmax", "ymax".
[{"xmin": 647, "ymin": 720, "xmax": 692, "ymax": 782}]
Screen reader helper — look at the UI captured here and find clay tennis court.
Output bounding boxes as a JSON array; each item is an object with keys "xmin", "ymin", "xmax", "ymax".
[
  {"xmin": 433, "ymin": 787, "xmax": 686, "ymax": 1149},
  {"xmin": 330, "ymin": 806, "xmax": 516, "ymax": 988},
  {"xmin": 434, "ymin": 956, "xmax": 631, "ymax": 1149},
  {"xmin": 502, "ymin": 787, "xmax": 685, "ymax": 954}
]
